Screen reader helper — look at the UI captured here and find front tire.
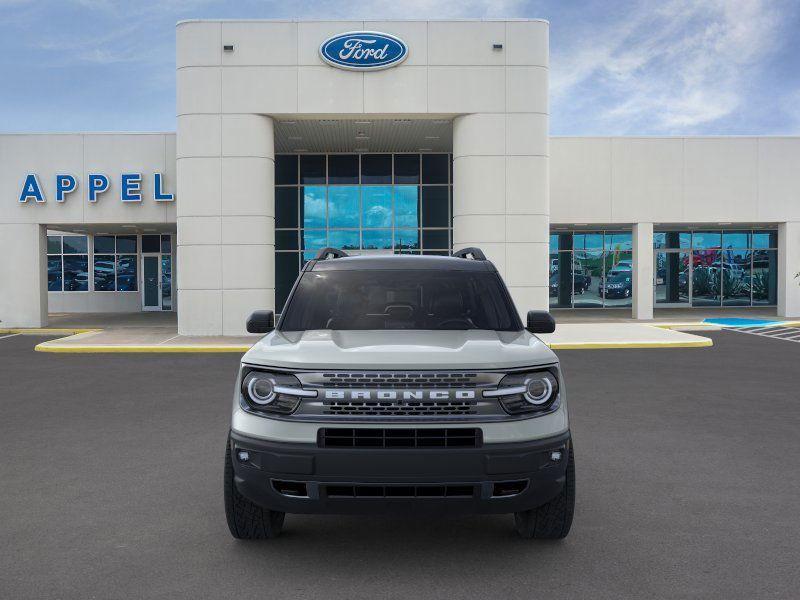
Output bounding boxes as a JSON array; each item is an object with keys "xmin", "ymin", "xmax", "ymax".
[
  {"xmin": 224, "ymin": 441, "xmax": 285, "ymax": 539},
  {"xmin": 514, "ymin": 445, "xmax": 575, "ymax": 539}
]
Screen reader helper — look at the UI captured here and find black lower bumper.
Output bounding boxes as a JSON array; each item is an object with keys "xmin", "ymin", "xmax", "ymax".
[{"xmin": 229, "ymin": 429, "xmax": 572, "ymax": 515}]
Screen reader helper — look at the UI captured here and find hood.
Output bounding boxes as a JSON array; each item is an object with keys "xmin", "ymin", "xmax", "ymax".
[{"xmin": 242, "ymin": 329, "xmax": 557, "ymax": 370}]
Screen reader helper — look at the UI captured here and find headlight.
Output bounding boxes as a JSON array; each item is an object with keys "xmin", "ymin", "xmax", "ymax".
[
  {"xmin": 240, "ymin": 369, "xmax": 316, "ymax": 415},
  {"xmin": 246, "ymin": 374, "xmax": 276, "ymax": 405},
  {"xmin": 483, "ymin": 368, "xmax": 559, "ymax": 415},
  {"xmin": 524, "ymin": 375, "xmax": 553, "ymax": 405}
]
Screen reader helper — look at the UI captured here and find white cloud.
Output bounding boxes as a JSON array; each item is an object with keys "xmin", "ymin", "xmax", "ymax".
[{"xmin": 551, "ymin": 0, "xmax": 792, "ymax": 133}]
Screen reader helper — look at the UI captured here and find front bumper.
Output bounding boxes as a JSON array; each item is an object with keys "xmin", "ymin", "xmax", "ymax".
[{"xmin": 229, "ymin": 429, "xmax": 571, "ymax": 515}]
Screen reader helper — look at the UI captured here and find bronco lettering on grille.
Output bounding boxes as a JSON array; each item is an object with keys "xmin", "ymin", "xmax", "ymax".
[{"xmin": 324, "ymin": 390, "xmax": 476, "ymax": 401}]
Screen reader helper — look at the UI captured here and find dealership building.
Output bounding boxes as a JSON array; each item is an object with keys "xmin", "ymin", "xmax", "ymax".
[{"xmin": 1, "ymin": 19, "xmax": 799, "ymax": 335}]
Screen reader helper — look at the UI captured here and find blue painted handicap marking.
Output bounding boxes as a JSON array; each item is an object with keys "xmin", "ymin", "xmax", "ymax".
[{"xmin": 703, "ymin": 317, "xmax": 782, "ymax": 327}]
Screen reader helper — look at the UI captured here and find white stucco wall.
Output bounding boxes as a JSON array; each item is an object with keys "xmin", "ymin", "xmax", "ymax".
[
  {"xmin": 550, "ymin": 137, "xmax": 800, "ymax": 225},
  {"xmin": 0, "ymin": 133, "xmax": 176, "ymax": 327},
  {"xmin": 176, "ymin": 19, "xmax": 550, "ymax": 334}
]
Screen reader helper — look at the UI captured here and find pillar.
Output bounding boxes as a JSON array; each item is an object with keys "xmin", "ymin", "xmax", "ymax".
[
  {"xmin": 778, "ymin": 221, "xmax": 800, "ymax": 318},
  {"xmin": 0, "ymin": 224, "xmax": 47, "ymax": 328},
  {"xmin": 632, "ymin": 222, "xmax": 654, "ymax": 320},
  {"xmin": 452, "ymin": 113, "xmax": 549, "ymax": 316},
  {"xmin": 177, "ymin": 114, "xmax": 275, "ymax": 335}
]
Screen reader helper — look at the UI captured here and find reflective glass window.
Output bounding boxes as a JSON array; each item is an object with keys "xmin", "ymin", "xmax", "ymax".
[
  {"xmin": 752, "ymin": 230, "xmax": 777, "ymax": 249},
  {"xmin": 161, "ymin": 235, "xmax": 172, "ymax": 254},
  {"xmin": 722, "ymin": 249, "xmax": 751, "ymax": 306},
  {"xmin": 573, "ymin": 251, "xmax": 603, "ymax": 307},
  {"xmin": 94, "ymin": 235, "xmax": 114, "ymax": 253},
  {"xmin": 276, "ymin": 252, "xmax": 300, "ymax": 312},
  {"xmin": 691, "ymin": 250, "xmax": 721, "ymax": 306},
  {"xmin": 275, "ymin": 187, "xmax": 298, "ymax": 229},
  {"xmin": 362, "ymin": 186, "xmax": 392, "ymax": 228},
  {"xmin": 752, "ymin": 249, "xmax": 777, "ymax": 305},
  {"xmin": 604, "ymin": 232, "xmax": 632, "ymax": 251},
  {"xmin": 161, "ymin": 255, "xmax": 172, "ymax": 310},
  {"xmin": 361, "ymin": 154, "xmax": 391, "ymax": 184},
  {"xmin": 301, "ymin": 186, "xmax": 326, "ymax": 228},
  {"xmin": 47, "ymin": 235, "xmax": 62, "ymax": 254},
  {"xmin": 394, "ymin": 228, "xmax": 419, "ymax": 250},
  {"xmin": 394, "ymin": 154, "xmax": 420, "ymax": 184},
  {"xmin": 604, "ymin": 251, "xmax": 633, "ymax": 307},
  {"xmin": 655, "ymin": 251, "xmax": 690, "ymax": 305},
  {"xmin": 573, "ymin": 233, "xmax": 603, "ymax": 250},
  {"xmin": 328, "ymin": 155, "xmax": 359, "ymax": 184},
  {"xmin": 62, "ymin": 235, "xmax": 88, "ymax": 254},
  {"xmin": 275, "ymin": 155, "xmax": 298, "ymax": 185},
  {"xmin": 422, "ymin": 229, "xmax": 449, "ymax": 250},
  {"xmin": 394, "ymin": 186, "xmax": 419, "ymax": 228},
  {"xmin": 275, "ymin": 230, "xmax": 299, "ymax": 251},
  {"xmin": 301, "ymin": 230, "xmax": 327, "ymax": 250},
  {"xmin": 116, "ymin": 235, "xmax": 137, "ymax": 254},
  {"xmin": 94, "ymin": 255, "xmax": 116, "ymax": 291},
  {"xmin": 549, "ymin": 250, "xmax": 572, "ymax": 309},
  {"xmin": 421, "ymin": 186, "xmax": 448, "ymax": 228},
  {"xmin": 63, "ymin": 255, "xmax": 89, "ymax": 291},
  {"xmin": 300, "ymin": 155, "xmax": 325, "ymax": 184},
  {"xmin": 116, "ymin": 255, "xmax": 137, "ymax": 291},
  {"xmin": 47, "ymin": 256, "xmax": 62, "ymax": 291},
  {"xmin": 327, "ymin": 186, "xmax": 359, "ymax": 228},
  {"xmin": 141, "ymin": 234, "xmax": 160, "ymax": 253},
  {"xmin": 328, "ymin": 230, "xmax": 360, "ymax": 250},
  {"xmin": 421, "ymin": 154, "xmax": 448, "ymax": 184},
  {"xmin": 692, "ymin": 231, "xmax": 721, "ymax": 249},
  {"xmin": 362, "ymin": 229, "xmax": 393, "ymax": 250},
  {"xmin": 654, "ymin": 231, "xmax": 691, "ymax": 249},
  {"xmin": 722, "ymin": 231, "xmax": 750, "ymax": 249}
]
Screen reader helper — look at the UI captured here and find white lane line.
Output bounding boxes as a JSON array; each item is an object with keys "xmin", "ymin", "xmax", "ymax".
[
  {"xmin": 0, "ymin": 333, "xmax": 21, "ymax": 341},
  {"xmin": 727, "ymin": 327, "xmax": 800, "ymax": 343}
]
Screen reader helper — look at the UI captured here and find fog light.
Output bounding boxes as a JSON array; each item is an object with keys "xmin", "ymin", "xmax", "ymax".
[
  {"xmin": 237, "ymin": 450, "xmax": 250, "ymax": 463},
  {"xmin": 550, "ymin": 450, "xmax": 562, "ymax": 462}
]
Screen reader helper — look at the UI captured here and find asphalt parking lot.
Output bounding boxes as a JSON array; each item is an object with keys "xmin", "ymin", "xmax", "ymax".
[{"xmin": 1, "ymin": 331, "xmax": 798, "ymax": 599}]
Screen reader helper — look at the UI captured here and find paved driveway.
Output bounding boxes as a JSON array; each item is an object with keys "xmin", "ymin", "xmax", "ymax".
[{"xmin": 1, "ymin": 332, "xmax": 798, "ymax": 599}]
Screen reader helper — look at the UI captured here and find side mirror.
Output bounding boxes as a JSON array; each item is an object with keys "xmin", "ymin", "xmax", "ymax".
[
  {"xmin": 246, "ymin": 310, "xmax": 275, "ymax": 334},
  {"xmin": 526, "ymin": 310, "xmax": 555, "ymax": 334}
]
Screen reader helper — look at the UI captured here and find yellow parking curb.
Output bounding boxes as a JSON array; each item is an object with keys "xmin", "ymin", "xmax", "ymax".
[
  {"xmin": 547, "ymin": 339, "xmax": 713, "ymax": 350},
  {"xmin": 0, "ymin": 328, "xmax": 100, "ymax": 335},
  {"xmin": 35, "ymin": 343, "xmax": 252, "ymax": 353}
]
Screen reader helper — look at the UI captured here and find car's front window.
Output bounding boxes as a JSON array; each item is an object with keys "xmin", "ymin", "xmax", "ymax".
[{"xmin": 279, "ymin": 269, "xmax": 521, "ymax": 332}]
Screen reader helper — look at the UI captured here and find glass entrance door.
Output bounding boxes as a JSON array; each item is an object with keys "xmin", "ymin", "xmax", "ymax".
[{"xmin": 142, "ymin": 255, "xmax": 161, "ymax": 311}]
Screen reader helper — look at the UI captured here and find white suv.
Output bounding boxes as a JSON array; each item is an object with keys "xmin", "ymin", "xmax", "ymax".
[{"xmin": 224, "ymin": 247, "xmax": 575, "ymax": 540}]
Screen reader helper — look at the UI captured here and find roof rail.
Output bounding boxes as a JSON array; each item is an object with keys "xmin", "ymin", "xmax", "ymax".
[
  {"xmin": 315, "ymin": 247, "xmax": 349, "ymax": 260},
  {"xmin": 452, "ymin": 247, "xmax": 486, "ymax": 261}
]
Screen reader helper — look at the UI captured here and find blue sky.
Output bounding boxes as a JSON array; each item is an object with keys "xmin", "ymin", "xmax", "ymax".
[{"xmin": 1, "ymin": 0, "xmax": 798, "ymax": 135}]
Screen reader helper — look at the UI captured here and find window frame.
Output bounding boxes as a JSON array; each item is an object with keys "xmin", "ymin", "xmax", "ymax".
[{"xmin": 47, "ymin": 234, "xmax": 89, "ymax": 293}]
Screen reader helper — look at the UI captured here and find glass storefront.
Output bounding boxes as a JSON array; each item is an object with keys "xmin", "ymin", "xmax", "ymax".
[
  {"xmin": 46, "ymin": 232, "xmax": 174, "ymax": 311},
  {"xmin": 549, "ymin": 231, "xmax": 633, "ymax": 309},
  {"xmin": 275, "ymin": 153, "xmax": 453, "ymax": 311},
  {"xmin": 654, "ymin": 229, "xmax": 777, "ymax": 307}
]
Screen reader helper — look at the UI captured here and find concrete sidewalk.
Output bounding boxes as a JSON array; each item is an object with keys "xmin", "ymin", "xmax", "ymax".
[{"xmin": 2, "ymin": 312, "xmax": 714, "ymax": 352}]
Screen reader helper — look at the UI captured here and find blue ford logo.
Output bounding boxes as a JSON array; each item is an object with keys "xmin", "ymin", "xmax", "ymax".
[{"xmin": 319, "ymin": 31, "xmax": 408, "ymax": 71}]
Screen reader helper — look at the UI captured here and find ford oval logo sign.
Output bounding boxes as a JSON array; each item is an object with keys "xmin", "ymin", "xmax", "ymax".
[{"xmin": 319, "ymin": 31, "xmax": 408, "ymax": 71}]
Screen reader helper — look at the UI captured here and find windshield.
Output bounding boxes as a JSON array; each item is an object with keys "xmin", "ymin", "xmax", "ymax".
[{"xmin": 279, "ymin": 269, "xmax": 521, "ymax": 332}]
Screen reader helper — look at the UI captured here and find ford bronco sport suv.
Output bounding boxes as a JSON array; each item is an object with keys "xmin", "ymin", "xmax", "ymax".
[{"xmin": 225, "ymin": 247, "xmax": 575, "ymax": 540}]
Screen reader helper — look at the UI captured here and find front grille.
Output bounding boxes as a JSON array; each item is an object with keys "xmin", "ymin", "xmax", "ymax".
[
  {"xmin": 320, "ymin": 372, "xmax": 480, "ymax": 389},
  {"xmin": 325, "ymin": 400, "xmax": 477, "ymax": 417},
  {"xmin": 325, "ymin": 484, "xmax": 476, "ymax": 498},
  {"xmin": 318, "ymin": 427, "xmax": 482, "ymax": 448}
]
